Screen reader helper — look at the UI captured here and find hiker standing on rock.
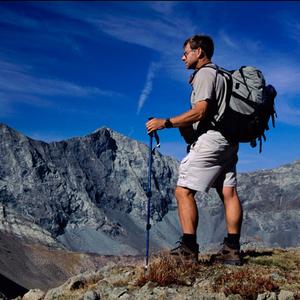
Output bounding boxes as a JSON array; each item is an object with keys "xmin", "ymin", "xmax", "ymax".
[{"xmin": 146, "ymin": 35, "xmax": 243, "ymax": 265}]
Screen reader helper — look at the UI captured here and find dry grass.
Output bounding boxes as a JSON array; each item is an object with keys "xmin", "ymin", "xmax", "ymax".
[
  {"xmin": 212, "ymin": 266, "xmax": 279, "ymax": 299},
  {"xmin": 135, "ymin": 253, "xmax": 204, "ymax": 287},
  {"xmin": 244, "ymin": 248, "xmax": 300, "ymax": 295},
  {"xmin": 134, "ymin": 248, "xmax": 300, "ymax": 298},
  {"xmin": 245, "ymin": 248, "xmax": 300, "ymax": 271}
]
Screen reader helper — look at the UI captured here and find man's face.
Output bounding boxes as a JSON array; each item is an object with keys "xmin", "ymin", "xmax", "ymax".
[{"xmin": 182, "ymin": 43, "xmax": 199, "ymax": 70}]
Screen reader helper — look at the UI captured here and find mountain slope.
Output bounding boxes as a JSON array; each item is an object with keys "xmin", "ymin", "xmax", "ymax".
[{"xmin": 0, "ymin": 123, "xmax": 179, "ymax": 255}]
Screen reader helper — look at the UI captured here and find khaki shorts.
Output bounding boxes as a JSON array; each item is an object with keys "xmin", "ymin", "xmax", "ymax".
[{"xmin": 177, "ymin": 130, "xmax": 238, "ymax": 193}]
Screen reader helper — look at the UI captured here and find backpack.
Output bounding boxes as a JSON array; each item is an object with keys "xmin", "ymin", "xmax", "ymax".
[{"xmin": 210, "ymin": 65, "xmax": 277, "ymax": 152}]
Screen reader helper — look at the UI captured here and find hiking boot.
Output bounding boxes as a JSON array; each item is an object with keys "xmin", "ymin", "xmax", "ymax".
[
  {"xmin": 210, "ymin": 239, "xmax": 243, "ymax": 266},
  {"xmin": 170, "ymin": 239, "xmax": 199, "ymax": 263}
]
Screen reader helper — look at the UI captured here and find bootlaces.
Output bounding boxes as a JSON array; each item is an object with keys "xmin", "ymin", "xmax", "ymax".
[{"xmin": 171, "ymin": 240, "xmax": 183, "ymax": 252}]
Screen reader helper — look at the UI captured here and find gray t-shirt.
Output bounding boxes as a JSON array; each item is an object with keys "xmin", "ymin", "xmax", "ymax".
[{"xmin": 190, "ymin": 63, "xmax": 227, "ymax": 131}]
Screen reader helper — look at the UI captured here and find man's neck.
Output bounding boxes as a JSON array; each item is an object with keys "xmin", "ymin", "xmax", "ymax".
[{"xmin": 196, "ymin": 58, "xmax": 211, "ymax": 70}]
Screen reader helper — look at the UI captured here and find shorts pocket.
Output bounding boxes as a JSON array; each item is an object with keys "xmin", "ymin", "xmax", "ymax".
[{"xmin": 193, "ymin": 134, "xmax": 216, "ymax": 152}]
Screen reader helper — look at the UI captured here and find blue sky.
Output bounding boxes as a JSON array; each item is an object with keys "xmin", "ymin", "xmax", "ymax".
[{"xmin": 1, "ymin": 1, "xmax": 300, "ymax": 172}]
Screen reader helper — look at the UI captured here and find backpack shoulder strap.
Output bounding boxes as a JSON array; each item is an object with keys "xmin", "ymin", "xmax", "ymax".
[{"xmin": 189, "ymin": 63, "xmax": 218, "ymax": 84}]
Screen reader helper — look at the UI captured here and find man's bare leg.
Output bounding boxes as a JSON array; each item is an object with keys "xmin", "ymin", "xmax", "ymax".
[
  {"xmin": 175, "ymin": 186, "xmax": 198, "ymax": 234},
  {"xmin": 217, "ymin": 186, "xmax": 243, "ymax": 234},
  {"xmin": 171, "ymin": 186, "xmax": 199, "ymax": 261},
  {"xmin": 211, "ymin": 186, "xmax": 243, "ymax": 265}
]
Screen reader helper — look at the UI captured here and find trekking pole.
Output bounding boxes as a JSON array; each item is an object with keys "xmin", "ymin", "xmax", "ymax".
[{"xmin": 145, "ymin": 117, "xmax": 160, "ymax": 271}]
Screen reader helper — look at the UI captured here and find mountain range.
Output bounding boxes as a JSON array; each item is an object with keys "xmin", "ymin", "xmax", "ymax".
[{"xmin": 0, "ymin": 123, "xmax": 299, "ymax": 294}]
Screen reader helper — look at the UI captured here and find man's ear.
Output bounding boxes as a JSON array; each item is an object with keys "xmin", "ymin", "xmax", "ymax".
[{"xmin": 198, "ymin": 48, "xmax": 205, "ymax": 59}]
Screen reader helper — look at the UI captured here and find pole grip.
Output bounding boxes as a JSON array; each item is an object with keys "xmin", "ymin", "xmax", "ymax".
[
  {"xmin": 148, "ymin": 117, "xmax": 160, "ymax": 148},
  {"xmin": 148, "ymin": 117, "xmax": 154, "ymax": 137}
]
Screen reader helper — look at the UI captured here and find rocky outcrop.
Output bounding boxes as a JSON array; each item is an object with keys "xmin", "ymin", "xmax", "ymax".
[
  {"xmin": 238, "ymin": 163, "xmax": 300, "ymax": 247},
  {"xmin": 0, "ymin": 205, "xmax": 64, "ymax": 249},
  {"xmin": 0, "ymin": 123, "xmax": 179, "ymax": 255}
]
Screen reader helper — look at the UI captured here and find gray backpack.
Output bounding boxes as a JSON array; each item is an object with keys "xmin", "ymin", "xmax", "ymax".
[{"xmin": 211, "ymin": 65, "xmax": 277, "ymax": 152}]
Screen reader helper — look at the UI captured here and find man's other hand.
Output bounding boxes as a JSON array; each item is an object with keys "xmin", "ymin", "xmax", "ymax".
[{"xmin": 146, "ymin": 118, "xmax": 165, "ymax": 134}]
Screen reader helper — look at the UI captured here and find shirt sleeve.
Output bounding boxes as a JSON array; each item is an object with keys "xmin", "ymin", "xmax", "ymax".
[{"xmin": 192, "ymin": 68, "xmax": 216, "ymax": 105}]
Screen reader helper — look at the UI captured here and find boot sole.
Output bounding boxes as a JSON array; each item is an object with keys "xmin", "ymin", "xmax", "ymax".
[
  {"xmin": 170, "ymin": 254, "xmax": 198, "ymax": 264},
  {"xmin": 223, "ymin": 260, "xmax": 243, "ymax": 266},
  {"xmin": 212, "ymin": 258, "xmax": 243, "ymax": 266}
]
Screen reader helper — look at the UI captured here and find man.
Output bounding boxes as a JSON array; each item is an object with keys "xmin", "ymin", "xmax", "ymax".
[{"xmin": 146, "ymin": 35, "xmax": 243, "ymax": 265}]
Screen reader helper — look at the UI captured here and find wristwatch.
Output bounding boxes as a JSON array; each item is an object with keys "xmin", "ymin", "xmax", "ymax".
[{"xmin": 164, "ymin": 118, "xmax": 173, "ymax": 128}]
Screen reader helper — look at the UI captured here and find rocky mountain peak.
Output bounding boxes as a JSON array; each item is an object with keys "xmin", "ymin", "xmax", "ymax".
[{"xmin": 0, "ymin": 123, "xmax": 179, "ymax": 254}]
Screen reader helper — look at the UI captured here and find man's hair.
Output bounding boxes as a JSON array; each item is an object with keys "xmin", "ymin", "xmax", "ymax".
[{"xmin": 184, "ymin": 35, "xmax": 214, "ymax": 59}]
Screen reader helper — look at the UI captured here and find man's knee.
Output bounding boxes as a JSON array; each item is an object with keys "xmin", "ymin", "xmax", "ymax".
[
  {"xmin": 222, "ymin": 186, "xmax": 238, "ymax": 200},
  {"xmin": 175, "ymin": 186, "xmax": 185, "ymax": 201},
  {"xmin": 175, "ymin": 186, "xmax": 195, "ymax": 201}
]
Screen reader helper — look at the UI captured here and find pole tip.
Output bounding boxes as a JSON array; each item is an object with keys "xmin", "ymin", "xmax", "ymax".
[{"xmin": 144, "ymin": 264, "xmax": 148, "ymax": 272}]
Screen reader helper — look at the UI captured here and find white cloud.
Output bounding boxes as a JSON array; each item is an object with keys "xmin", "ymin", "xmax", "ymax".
[
  {"xmin": 0, "ymin": 5, "xmax": 39, "ymax": 29},
  {"xmin": 264, "ymin": 65, "xmax": 300, "ymax": 94},
  {"xmin": 89, "ymin": 9, "xmax": 194, "ymax": 83},
  {"xmin": 0, "ymin": 59, "xmax": 123, "ymax": 100},
  {"xmin": 277, "ymin": 100, "xmax": 300, "ymax": 126},
  {"xmin": 137, "ymin": 62, "xmax": 160, "ymax": 115},
  {"xmin": 30, "ymin": 2, "xmax": 193, "ymax": 54},
  {"xmin": 91, "ymin": 14, "xmax": 193, "ymax": 54},
  {"xmin": 274, "ymin": 12, "xmax": 300, "ymax": 43},
  {"xmin": 215, "ymin": 31, "xmax": 267, "ymax": 70},
  {"xmin": 219, "ymin": 31, "xmax": 264, "ymax": 55},
  {"xmin": 147, "ymin": 2, "xmax": 177, "ymax": 15},
  {"xmin": 263, "ymin": 64, "xmax": 300, "ymax": 126},
  {"xmin": 8, "ymin": 3, "xmax": 194, "ymax": 84},
  {"xmin": 288, "ymin": 20, "xmax": 300, "ymax": 40},
  {"xmin": 219, "ymin": 31, "xmax": 240, "ymax": 50}
]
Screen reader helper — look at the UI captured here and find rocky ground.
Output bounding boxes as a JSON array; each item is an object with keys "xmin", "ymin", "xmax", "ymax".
[{"xmin": 3, "ymin": 247, "xmax": 299, "ymax": 300}]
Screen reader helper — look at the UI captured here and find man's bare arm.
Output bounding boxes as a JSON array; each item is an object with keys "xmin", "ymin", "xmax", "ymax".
[{"xmin": 146, "ymin": 100, "xmax": 208, "ymax": 133}]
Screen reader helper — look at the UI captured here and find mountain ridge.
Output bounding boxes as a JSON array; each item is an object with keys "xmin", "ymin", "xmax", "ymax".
[{"xmin": 0, "ymin": 123, "xmax": 179, "ymax": 254}]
